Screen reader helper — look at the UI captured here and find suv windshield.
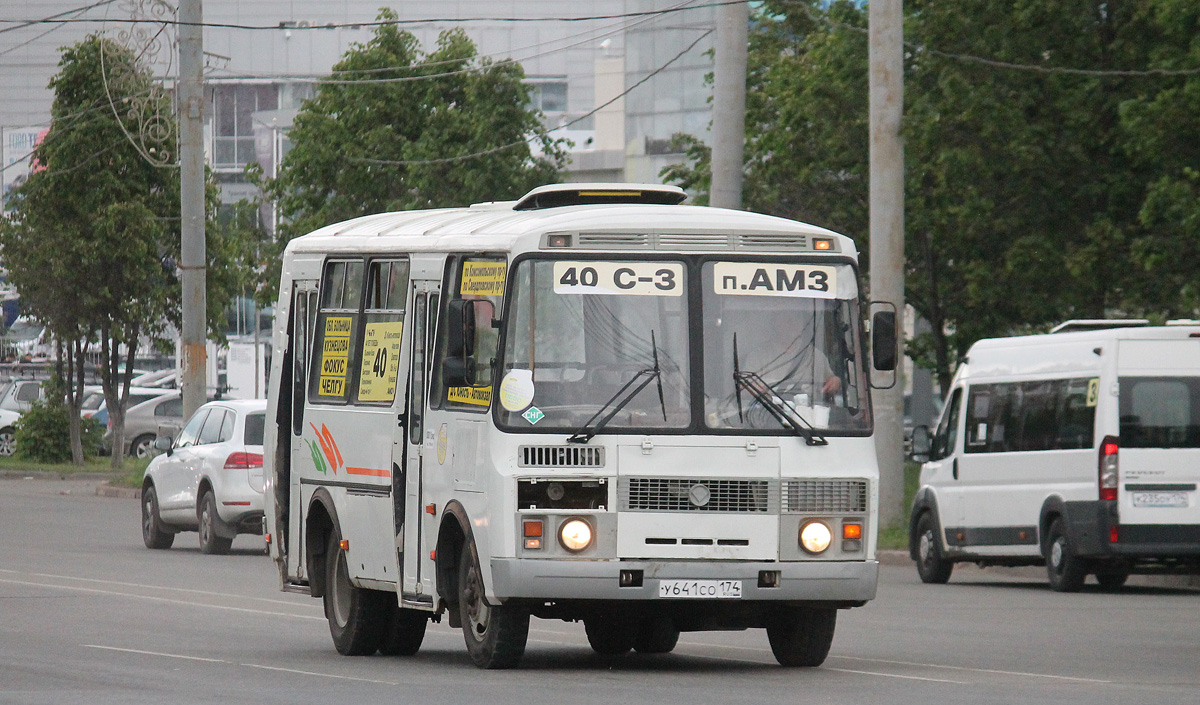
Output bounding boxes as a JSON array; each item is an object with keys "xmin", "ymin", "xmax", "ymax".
[
  {"xmin": 496, "ymin": 258, "xmax": 691, "ymax": 432},
  {"xmin": 702, "ymin": 261, "xmax": 870, "ymax": 433}
]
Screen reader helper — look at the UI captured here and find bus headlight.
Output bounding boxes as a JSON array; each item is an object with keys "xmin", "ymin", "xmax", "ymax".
[
  {"xmin": 799, "ymin": 521, "xmax": 832, "ymax": 554},
  {"xmin": 559, "ymin": 519, "xmax": 593, "ymax": 552}
]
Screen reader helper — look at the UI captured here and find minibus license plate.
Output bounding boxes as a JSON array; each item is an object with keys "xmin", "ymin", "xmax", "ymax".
[
  {"xmin": 658, "ymin": 580, "xmax": 742, "ymax": 598},
  {"xmin": 1131, "ymin": 491, "xmax": 1188, "ymax": 508}
]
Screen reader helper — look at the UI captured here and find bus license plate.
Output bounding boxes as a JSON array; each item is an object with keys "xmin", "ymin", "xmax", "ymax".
[
  {"xmin": 1131, "ymin": 491, "xmax": 1188, "ymax": 508},
  {"xmin": 658, "ymin": 580, "xmax": 742, "ymax": 599}
]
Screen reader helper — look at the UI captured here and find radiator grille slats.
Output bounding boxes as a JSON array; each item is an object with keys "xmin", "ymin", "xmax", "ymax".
[
  {"xmin": 518, "ymin": 445, "xmax": 605, "ymax": 468},
  {"xmin": 620, "ymin": 477, "xmax": 776, "ymax": 513},
  {"xmin": 782, "ymin": 480, "xmax": 868, "ymax": 513}
]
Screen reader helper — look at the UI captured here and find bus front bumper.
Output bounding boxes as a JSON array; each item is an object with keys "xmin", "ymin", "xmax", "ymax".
[{"xmin": 489, "ymin": 557, "xmax": 878, "ymax": 603}]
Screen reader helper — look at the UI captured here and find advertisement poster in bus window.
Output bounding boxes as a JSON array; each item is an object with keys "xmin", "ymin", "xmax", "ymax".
[
  {"xmin": 358, "ymin": 321, "xmax": 404, "ymax": 402},
  {"xmin": 460, "ymin": 261, "xmax": 507, "ymax": 296},
  {"xmin": 318, "ymin": 316, "xmax": 352, "ymax": 397}
]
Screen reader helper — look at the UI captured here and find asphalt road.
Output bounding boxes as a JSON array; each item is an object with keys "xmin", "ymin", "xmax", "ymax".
[{"xmin": 2, "ymin": 477, "xmax": 1197, "ymax": 705}]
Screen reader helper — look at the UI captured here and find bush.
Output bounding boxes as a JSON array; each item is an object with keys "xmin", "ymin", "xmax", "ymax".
[{"xmin": 14, "ymin": 391, "xmax": 103, "ymax": 463}]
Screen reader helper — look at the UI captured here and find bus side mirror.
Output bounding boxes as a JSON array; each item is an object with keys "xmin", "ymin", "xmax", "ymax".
[
  {"xmin": 444, "ymin": 300, "xmax": 477, "ymax": 387},
  {"xmin": 872, "ymin": 310, "xmax": 898, "ymax": 371},
  {"xmin": 910, "ymin": 425, "xmax": 931, "ymax": 463}
]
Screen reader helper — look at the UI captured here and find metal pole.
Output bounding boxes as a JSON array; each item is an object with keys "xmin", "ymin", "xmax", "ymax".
[
  {"xmin": 709, "ymin": 1, "xmax": 747, "ymax": 210},
  {"xmin": 869, "ymin": 0, "xmax": 906, "ymax": 528},
  {"xmin": 179, "ymin": 0, "xmax": 207, "ymax": 418}
]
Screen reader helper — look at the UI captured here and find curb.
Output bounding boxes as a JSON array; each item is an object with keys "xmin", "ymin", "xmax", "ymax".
[
  {"xmin": 877, "ymin": 549, "xmax": 1199, "ymax": 589},
  {"xmin": 95, "ymin": 483, "xmax": 141, "ymax": 499}
]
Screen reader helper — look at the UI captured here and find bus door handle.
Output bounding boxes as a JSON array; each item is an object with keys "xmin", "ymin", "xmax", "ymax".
[
  {"xmin": 952, "ymin": 458, "xmax": 959, "ymax": 480},
  {"xmin": 396, "ymin": 413, "xmax": 407, "ymax": 428}
]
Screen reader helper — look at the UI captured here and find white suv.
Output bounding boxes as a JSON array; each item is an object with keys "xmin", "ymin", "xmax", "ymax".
[{"xmin": 141, "ymin": 399, "xmax": 267, "ymax": 554}]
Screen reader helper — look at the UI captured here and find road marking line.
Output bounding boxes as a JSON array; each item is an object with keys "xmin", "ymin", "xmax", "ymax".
[
  {"xmin": 239, "ymin": 663, "xmax": 402, "ymax": 685},
  {"xmin": 84, "ymin": 645, "xmax": 227, "ymax": 663},
  {"xmin": 825, "ymin": 667, "xmax": 963, "ymax": 684},
  {"xmin": 0, "ymin": 569, "xmax": 302, "ymax": 608},
  {"xmin": 831, "ymin": 656, "xmax": 1112, "ymax": 683},
  {"xmin": 0, "ymin": 577, "xmax": 323, "ymax": 621}
]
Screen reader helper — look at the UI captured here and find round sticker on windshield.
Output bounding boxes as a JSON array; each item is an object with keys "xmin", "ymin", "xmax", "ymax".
[{"xmin": 499, "ymin": 369, "xmax": 535, "ymax": 411}]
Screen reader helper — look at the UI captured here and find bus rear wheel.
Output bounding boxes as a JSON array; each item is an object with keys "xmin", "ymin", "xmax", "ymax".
[
  {"xmin": 458, "ymin": 541, "xmax": 528, "ymax": 669},
  {"xmin": 1045, "ymin": 518, "xmax": 1087, "ymax": 593},
  {"xmin": 324, "ymin": 531, "xmax": 387, "ymax": 655},
  {"xmin": 766, "ymin": 606, "xmax": 837, "ymax": 667}
]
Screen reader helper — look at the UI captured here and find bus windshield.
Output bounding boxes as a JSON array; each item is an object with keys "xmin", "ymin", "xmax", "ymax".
[
  {"xmin": 497, "ymin": 258, "xmax": 691, "ymax": 432},
  {"xmin": 495, "ymin": 257, "xmax": 870, "ymax": 435},
  {"xmin": 702, "ymin": 261, "xmax": 870, "ymax": 433}
]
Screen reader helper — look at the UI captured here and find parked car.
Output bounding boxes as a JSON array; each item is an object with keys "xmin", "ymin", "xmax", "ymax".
[
  {"xmin": 141, "ymin": 399, "xmax": 267, "ymax": 553},
  {"xmin": 0, "ymin": 379, "xmax": 46, "ymax": 414},
  {"xmin": 109, "ymin": 391, "xmax": 186, "ymax": 458},
  {"xmin": 82, "ymin": 385, "xmax": 174, "ymax": 418},
  {"xmin": 0, "ymin": 406, "xmax": 21, "ymax": 456}
]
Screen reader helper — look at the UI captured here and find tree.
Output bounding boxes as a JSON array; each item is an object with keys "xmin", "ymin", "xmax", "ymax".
[
  {"xmin": 259, "ymin": 10, "xmax": 567, "ymax": 304},
  {"xmin": 664, "ymin": 1, "xmax": 1173, "ymax": 392},
  {"xmin": 0, "ymin": 35, "xmax": 245, "ymax": 466}
]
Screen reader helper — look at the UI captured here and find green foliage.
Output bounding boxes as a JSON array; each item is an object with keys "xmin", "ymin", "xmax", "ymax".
[
  {"xmin": 258, "ymin": 10, "xmax": 567, "ymax": 304},
  {"xmin": 15, "ymin": 397, "xmax": 102, "ymax": 464},
  {"xmin": 664, "ymin": 0, "xmax": 1198, "ymax": 392}
]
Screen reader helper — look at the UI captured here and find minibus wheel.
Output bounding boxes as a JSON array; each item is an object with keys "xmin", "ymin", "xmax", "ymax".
[
  {"xmin": 458, "ymin": 540, "xmax": 529, "ymax": 668},
  {"xmin": 324, "ymin": 530, "xmax": 387, "ymax": 655},
  {"xmin": 766, "ymin": 606, "xmax": 837, "ymax": 667},
  {"xmin": 915, "ymin": 512, "xmax": 953, "ymax": 584},
  {"xmin": 1045, "ymin": 518, "xmax": 1087, "ymax": 592}
]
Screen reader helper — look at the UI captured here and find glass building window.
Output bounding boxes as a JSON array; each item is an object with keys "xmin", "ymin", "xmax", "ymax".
[{"xmin": 211, "ymin": 84, "xmax": 279, "ymax": 169}]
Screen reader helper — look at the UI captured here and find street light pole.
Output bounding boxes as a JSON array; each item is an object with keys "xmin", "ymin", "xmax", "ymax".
[
  {"xmin": 709, "ymin": 1, "xmax": 748, "ymax": 210},
  {"xmin": 179, "ymin": 0, "xmax": 207, "ymax": 418}
]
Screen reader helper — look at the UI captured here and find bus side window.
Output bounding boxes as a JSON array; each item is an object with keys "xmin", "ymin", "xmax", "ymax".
[
  {"xmin": 309, "ymin": 259, "xmax": 364, "ymax": 404},
  {"xmin": 291, "ymin": 288, "xmax": 317, "ymax": 435},
  {"xmin": 432, "ymin": 257, "xmax": 505, "ymax": 411},
  {"xmin": 408, "ymin": 293, "xmax": 426, "ymax": 445}
]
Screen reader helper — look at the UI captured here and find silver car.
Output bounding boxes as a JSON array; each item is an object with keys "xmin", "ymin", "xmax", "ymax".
[{"xmin": 140, "ymin": 399, "xmax": 267, "ymax": 554}]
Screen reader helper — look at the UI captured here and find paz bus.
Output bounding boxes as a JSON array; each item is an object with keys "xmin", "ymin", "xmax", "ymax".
[{"xmin": 264, "ymin": 183, "xmax": 897, "ymax": 669}]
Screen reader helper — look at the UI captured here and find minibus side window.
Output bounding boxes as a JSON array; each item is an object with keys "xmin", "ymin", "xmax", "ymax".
[
  {"xmin": 932, "ymin": 388, "xmax": 961, "ymax": 460},
  {"xmin": 309, "ymin": 259, "xmax": 364, "ymax": 404}
]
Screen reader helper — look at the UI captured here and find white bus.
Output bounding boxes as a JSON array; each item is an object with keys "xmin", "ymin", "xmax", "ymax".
[
  {"xmin": 909, "ymin": 321, "xmax": 1200, "ymax": 591},
  {"xmin": 264, "ymin": 183, "xmax": 897, "ymax": 669}
]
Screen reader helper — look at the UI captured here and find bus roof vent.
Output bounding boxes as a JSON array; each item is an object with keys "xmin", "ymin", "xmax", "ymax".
[
  {"xmin": 1050, "ymin": 319, "xmax": 1149, "ymax": 334},
  {"xmin": 513, "ymin": 183, "xmax": 687, "ymax": 211}
]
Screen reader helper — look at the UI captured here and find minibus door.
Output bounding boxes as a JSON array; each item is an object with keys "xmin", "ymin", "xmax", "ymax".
[
  {"xmin": 399, "ymin": 281, "xmax": 439, "ymax": 599},
  {"xmin": 929, "ymin": 386, "xmax": 966, "ymax": 545}
]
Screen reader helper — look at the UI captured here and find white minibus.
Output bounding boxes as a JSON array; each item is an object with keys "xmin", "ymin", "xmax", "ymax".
[
  {"xmin": 264, "ymin": 183, "xmax": 897, "ymax": 668},
  {"xmin": 910, "ymin": 321, "xmax": 1200, "ymax": 590}
]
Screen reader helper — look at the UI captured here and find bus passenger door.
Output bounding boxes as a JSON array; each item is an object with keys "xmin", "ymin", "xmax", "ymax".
[
  {"xmin": 926, "ymin": 386, "xmax": 965, "ymax": 548},
  {"xmin": 400, "ymin": 282, "xmax": 439, "ymax": 599},
  {"xmin": 287, "ymin": 280, "xmax": 319, "ymax": 581}
]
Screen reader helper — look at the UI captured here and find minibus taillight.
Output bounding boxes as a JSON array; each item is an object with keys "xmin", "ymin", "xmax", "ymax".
[
  {"xmin": 1099, "ymin": 435, "xmax": 1119, "ymax": 501},
  {"xmin": 225, "ymin": 452, "xmax": 264, "ymax": 469}
]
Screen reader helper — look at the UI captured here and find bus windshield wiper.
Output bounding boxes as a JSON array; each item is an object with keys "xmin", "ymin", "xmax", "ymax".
[
  {"xmin": 732, "ymin": 334, "xmax": 828, "ymax": 446},
  {"xmin": 567, "ymin": 331, "xmax": 666, "ymax": 444}
]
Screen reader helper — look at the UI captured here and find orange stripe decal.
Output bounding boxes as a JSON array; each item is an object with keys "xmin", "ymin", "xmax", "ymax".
[{"xmin": 345, "ymin": 466, "xmax": 391, "ymax": 478}]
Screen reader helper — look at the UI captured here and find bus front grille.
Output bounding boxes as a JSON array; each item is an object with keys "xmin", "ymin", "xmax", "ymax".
[
  {"xmin": 620, "ymin": 477, "xmax": 776, "ymax": 513},
  {"xmin": 518, "ymin": 445, "xmax": 606, "ymax": 468},
  {"xmin": 782, "ymin": 480, "xmax": 868, "ymax": 513}
]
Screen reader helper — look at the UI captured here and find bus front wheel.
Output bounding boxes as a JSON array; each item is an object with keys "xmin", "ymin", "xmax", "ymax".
[
  {"xmin": 766, "ymin": 606, "xmax": 837, "ymax": 667},
  {"xmin": 324, "ymin": 530, "xmax": 388, "ymax": 655},
  {"xmin": 458, "ymin": 541, "xmax": 529, "ymax": 669}
]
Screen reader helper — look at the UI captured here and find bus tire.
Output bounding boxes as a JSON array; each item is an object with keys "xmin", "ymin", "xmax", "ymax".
[
  {"xmin": 915, "ymin": 511, "xmax": 953, "ymax": 584},
  {"xmin": 633, "ymin": 616, "xmax": 679, "ymax": 654},
  {"xmin": 584, "ymin": 615, "xmax": 635, "ymax": 656},
  {"xmin": 141, "ymin": 484, "xmax": 175, "ymax": 550},
  {"xmin": 379, "ymin": 604, "xmax": 428, "ymax": 656},
  {"xmin": 324, "ymin": 530, "xmax": 388, "ymax": 655},
  {"xmin": 766, "ymin": 606, "xmax": 837, "ymax": 667},
  {"xmin": 458, "ymin": 540, "xmax": 528, "ymax": 669},
  {"xmin": 1045, "ymin": 518, "xmax": 1087, "ymax": 593}
]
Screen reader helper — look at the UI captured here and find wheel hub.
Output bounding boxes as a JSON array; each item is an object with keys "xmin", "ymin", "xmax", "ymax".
[{"xmin": 919, "ymin": 531, "xmax": 933, "ymax": 563}]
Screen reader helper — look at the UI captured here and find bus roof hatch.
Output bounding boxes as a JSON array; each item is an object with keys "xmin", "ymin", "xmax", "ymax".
[{"xmin": 511, "ymin": 183, "xmax": 687, "ymax": 211}]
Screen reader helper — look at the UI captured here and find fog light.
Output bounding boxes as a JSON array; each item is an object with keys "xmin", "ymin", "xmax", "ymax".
[
  {"xmin": 799, "ymin": 521, "xmax": 832, "ymax": 554},
  {"xmin": 524, "ymin": 538, "xmax": 542, "ymax": 550},
  {"xmin": 559, "ymin": 518, "xmax": 593, "ymax": 552}
]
